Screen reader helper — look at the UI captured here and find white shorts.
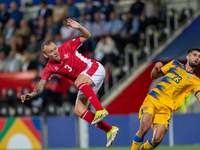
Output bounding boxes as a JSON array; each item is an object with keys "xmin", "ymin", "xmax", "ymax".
[{"xmin": 77, "ymin": 62, "xmax": 106, "ymax": 96}]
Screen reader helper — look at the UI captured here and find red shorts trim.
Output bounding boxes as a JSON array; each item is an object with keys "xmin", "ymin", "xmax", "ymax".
[{"xmin": 86, "ymin": 62, "xmax": 99, "ymax": 76}]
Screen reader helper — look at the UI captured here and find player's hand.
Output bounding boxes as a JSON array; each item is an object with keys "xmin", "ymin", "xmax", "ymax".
[
  {"xmin": 21, "ymin": 93, "xmax": 33, "ymax": 103},
  {"xmin": 155, "ymin": 62, "xmax": 163, "ymax": 70},
  {"xmin": 67, "ymin": 18, "xmax": 80, "ymax": 29}
]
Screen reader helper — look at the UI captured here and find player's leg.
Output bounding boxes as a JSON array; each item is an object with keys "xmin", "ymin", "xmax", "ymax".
[
  {"xmin": 75, "ymin": 94, "xmax": 112, "ymax": 132},
  {"xmin": 131, "ymin": 113, "xmax": 153, "ymax": 150},
  {"xmin": 140, "ymin": 103, "xmax": 171, "ymax": 150},
  {"xmin": 75, "ymin": 74, "xmax": 104, "ymax": 111},
  {"xmin": 141, "ymin": 124, "xmax": 166, "ymax": 150},
  {"xmin": 75, "ymin": 95, "xmax": 119, "ymax": 147},
  {"xmin": 75, "ymin": 63, "xmax": 109, "ymax": 124},
  {"xmin": 152, "ymin": 124, "xmax": 167, "ymax": 146}
]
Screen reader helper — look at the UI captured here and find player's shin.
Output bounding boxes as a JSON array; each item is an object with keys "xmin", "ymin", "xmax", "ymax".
[
  {"xmin": 80, "ymin": 110, "xmax": 112, "ymax": 132},
  {"xmin": 131, "ymin": 135, "xmax": 144, "ymax": 150}
]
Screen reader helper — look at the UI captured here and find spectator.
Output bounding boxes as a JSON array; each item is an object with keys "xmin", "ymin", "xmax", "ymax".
[
  {"xmin": 33, "ymin": 17, "xmax": 46, "ymax": 42},
  {"xmin": 99, "ymin": 0, "xmax": 114, "ymax": 21},
  {"xmin": 46, "ymin": 16, "xmax": 60, "ymax": 36},
  {"xmin": 16, "ymin": 19, "xmax": 31, "ymax": 39},
  {"xmin": 67, "ymin": 0, "xmax": 80, "ymax": 21},
  {"xmin": 141, "ymin": 0, "xmax": 159, "ymax": 28},
  {"xmin": 27, "ymin": 34, "xmax": 40, "ymax": 57},
  {"xmin": 104, "ymin": 11, "xmax": 123, "ymax": 52},
  {"xmin": 34, "ymin": 52, "xmax": 47, "ymax": 71},
  {"xmin": 5, "ymin": 49, "xmax": 21, "ymax": 72},
  {"xmin": 60, "ymin": 19, "xmax": 75, "ymax": 42},
  {"xmin": 0, "ymin": 51, "xmax": 7, "ymax": 72},
  {"xmin": 21, "ymin": 52, "xmax": 34, "ymax": 71},
  {"xmin": 2, "ymin": 18, "xmax": 16, "ymax": 44},
  {"xmin": 16, "ymin": 35, "xmax": 27, "ymax": 54},
  {"xmin": 9, "ymin": 35, "xmax": 17, "ymax": 50},
  {"xmin": 91, "ymin": 12, "xmax": 106, "ymax": 51},
  {"xmin": 129, "ymin": 0, "xmax": 144, "ymax": 17},
  {"xmin": 84, "ymin": 0, "xmax": 98, "ymax": 22},
  {"xmin": 74, "ymin": 14, "xmax": 92, "ymax": 56},
  {"xmin": 38, "ymin": 0, "xmax": 52, "ymax": 21},
  {"xmin": 52, "ymin": 0, "xmax": 68, "ymax": 24},
  {"xmin": 0, "ymin": 3, "xmax": 9, "ymax": 31},
  {"xmin": 0, "ymin": 35, "xmax": 11, "ymax": 56},
  {"xmin": 121, "ymin": 12, "xmax": 140, "ymax": 48},
  {"xmin": 54, "ymin": 33, "xmax": 64, "ymax": 47},
  {"xmin": 9, "ymin": 1, "xmax": 23, "ymax": 26},
  {"xmin": 94, "ymin": 35, "xmax": 119, "ymax": 66}
]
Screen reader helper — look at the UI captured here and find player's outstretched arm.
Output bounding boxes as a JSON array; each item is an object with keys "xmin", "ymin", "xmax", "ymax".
[
  {"xmin": 151, "ymin": 62, "xmax": 164, "ymax": 79},
  {"xmin": 66, "ymin": 18, "xmax": 91, "ymax": 43},
  {"xmin": 196, "ymin": 92, "xmax": 200, "ymax": 103},
  {"xmin": 21, "ymin": 79, "xmax": 48, "ymax": 103}
]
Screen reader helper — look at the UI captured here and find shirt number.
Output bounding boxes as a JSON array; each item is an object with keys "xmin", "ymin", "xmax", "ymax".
[
  {"xmin": 64, "ymin": 65, "xmax": 72, "ymax": 72},
  {"xmin": 171, "ymin": 74, "xmax": 182, "ymax": 84}
]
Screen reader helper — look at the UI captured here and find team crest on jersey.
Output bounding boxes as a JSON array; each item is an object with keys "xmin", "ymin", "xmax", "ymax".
[
  {"xmin": 144, "ymin": 106, "xmax": 149, "ymax": 111},
  {"xmin": 187, "ymin": 75, "xmax": 192, "ymax": 80},
  {"xmin": 54, "ymin": 66, "xmax": 59, "ymax": 71},
  {"xmin": 64, "ymin": 54, "xmax": 69, "ymax": 59}
]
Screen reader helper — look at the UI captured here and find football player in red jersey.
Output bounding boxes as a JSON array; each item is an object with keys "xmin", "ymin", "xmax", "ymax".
[{"xmin": 21, "ymin": 18, "xmax": 119, "ymax": 147}]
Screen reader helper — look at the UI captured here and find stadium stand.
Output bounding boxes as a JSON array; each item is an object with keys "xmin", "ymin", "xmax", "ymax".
[{"xmin": 0, "ymin": 0, "xmax": 199, "ymax": 117}]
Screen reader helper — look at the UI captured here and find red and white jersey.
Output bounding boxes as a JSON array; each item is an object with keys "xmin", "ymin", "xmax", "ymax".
[{"xmin": 42, "ymin": 37, "xmax": 98, "ymax": 82}]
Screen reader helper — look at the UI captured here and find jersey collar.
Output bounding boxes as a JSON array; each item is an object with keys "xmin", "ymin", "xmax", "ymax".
[{"xmin": 184, "ymin": 64, "xmax": 194, "ymax": 74}]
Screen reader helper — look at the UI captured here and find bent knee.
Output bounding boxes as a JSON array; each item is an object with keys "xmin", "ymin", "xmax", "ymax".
[
  {"xmin": 75, "ymin": 107, "xmax": 82, "ymax": 117},
  {"xmin": 74, "ymin": 80, "xmax": 82, "ymax": 88},
  {"xmin": 152, "ymin": 136, "xmax": 163, "ymax": 146}
]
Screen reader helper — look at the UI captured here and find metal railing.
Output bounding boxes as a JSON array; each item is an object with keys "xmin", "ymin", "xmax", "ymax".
[{"xmin": 100, "ymin": 1, "xmax": 200, "ymax": 102}]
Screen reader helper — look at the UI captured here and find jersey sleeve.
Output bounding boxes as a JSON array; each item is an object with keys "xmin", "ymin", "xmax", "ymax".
[
  {"xmin": 160, "ymin": 60, "xmax": 174, "ymax": 75},
  {"xmin": 61, "ymin": 37, "xmax": 82, "ymax": 52},
  {"xmin": 192, "ymin": 80, "xmax": 200, "ymax": 95},
  {"xmin": 42, "ymin": 66, "xmax": 53, "ymax": 81}
]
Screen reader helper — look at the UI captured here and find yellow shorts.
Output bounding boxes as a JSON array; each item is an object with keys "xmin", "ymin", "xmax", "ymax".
[{"xmin": 139, "ymin": 95, "xmax": 172, "ymax": 130}]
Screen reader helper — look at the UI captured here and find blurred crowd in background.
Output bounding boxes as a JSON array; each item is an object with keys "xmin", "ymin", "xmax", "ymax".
[
  {"xmin": 0, "ymin": 0, "xmax": 164, "ymax": 73},
  {"xmin": 0, "ymin": 0, "xmax": 193, "ymax": 116}
]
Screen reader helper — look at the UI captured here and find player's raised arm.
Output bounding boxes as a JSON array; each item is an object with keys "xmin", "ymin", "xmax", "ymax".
[
  {"xmin": 67, "ymin": 18, "xmax": 91, "ymax": 43},
  {"xmin": 21, "ymin": 79, "xmax": 48, "ymax": 103},
  {"xmin": 151, "ymin": 62, "xmax": 164, "ymax": 79}
]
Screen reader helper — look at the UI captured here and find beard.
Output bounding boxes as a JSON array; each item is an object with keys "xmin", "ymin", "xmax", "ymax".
[{"xmin": 189, "ymin": 61, "xmax": 198, "ymax": 67}]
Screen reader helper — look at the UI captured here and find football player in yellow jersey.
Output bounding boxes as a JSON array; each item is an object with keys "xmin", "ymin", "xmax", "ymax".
[{"xmin": 131, "ymin": 48, "xmax": 200, "ymax": 150}]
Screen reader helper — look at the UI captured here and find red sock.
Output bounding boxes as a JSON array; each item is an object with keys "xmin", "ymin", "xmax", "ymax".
[
  {"xmin": 78, "ymin": 83, "xmax": 103, "ymax": 111},
  {"xmin": 80, "ymin": 110, "xmax": 112, "ymax": 133}
]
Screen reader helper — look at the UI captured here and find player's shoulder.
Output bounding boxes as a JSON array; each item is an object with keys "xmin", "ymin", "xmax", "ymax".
[
  {"xmin": 71, "ymin": 37, "xmax": 81, "ymax": 43},
  {"xmin": 43, "ymin": 60, "xmax": 54, "ymax": 72},
  {"xmin": 171, "ymin": 59, "xmax": 184, "ymax": 68},
  {"xmin": 61, "ymin": 37, "xmax": 80, "ymax": 46}
]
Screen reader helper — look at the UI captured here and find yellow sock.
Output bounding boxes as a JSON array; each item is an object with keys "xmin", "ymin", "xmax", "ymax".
[
  {"xmin": 141, "ymin": 138, "xmax": 155, "ymax": 150},
  {"xmin": 131, "ymin": 135, "xmax": 144, "ymax": 150},
  {"xmin": 131, "ymin": 141, "xmax": 142, "ymax": 150}
]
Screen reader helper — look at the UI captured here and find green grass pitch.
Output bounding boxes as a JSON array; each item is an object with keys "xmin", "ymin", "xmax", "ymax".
[{"xmin": 43, "ymin": 145, "xmax": 200, "ymax": 150}]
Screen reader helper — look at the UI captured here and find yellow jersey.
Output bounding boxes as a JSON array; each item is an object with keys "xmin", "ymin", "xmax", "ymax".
[{"xmin": 149, "ymin": 60, "xmax": 200, "ymax": 111}]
